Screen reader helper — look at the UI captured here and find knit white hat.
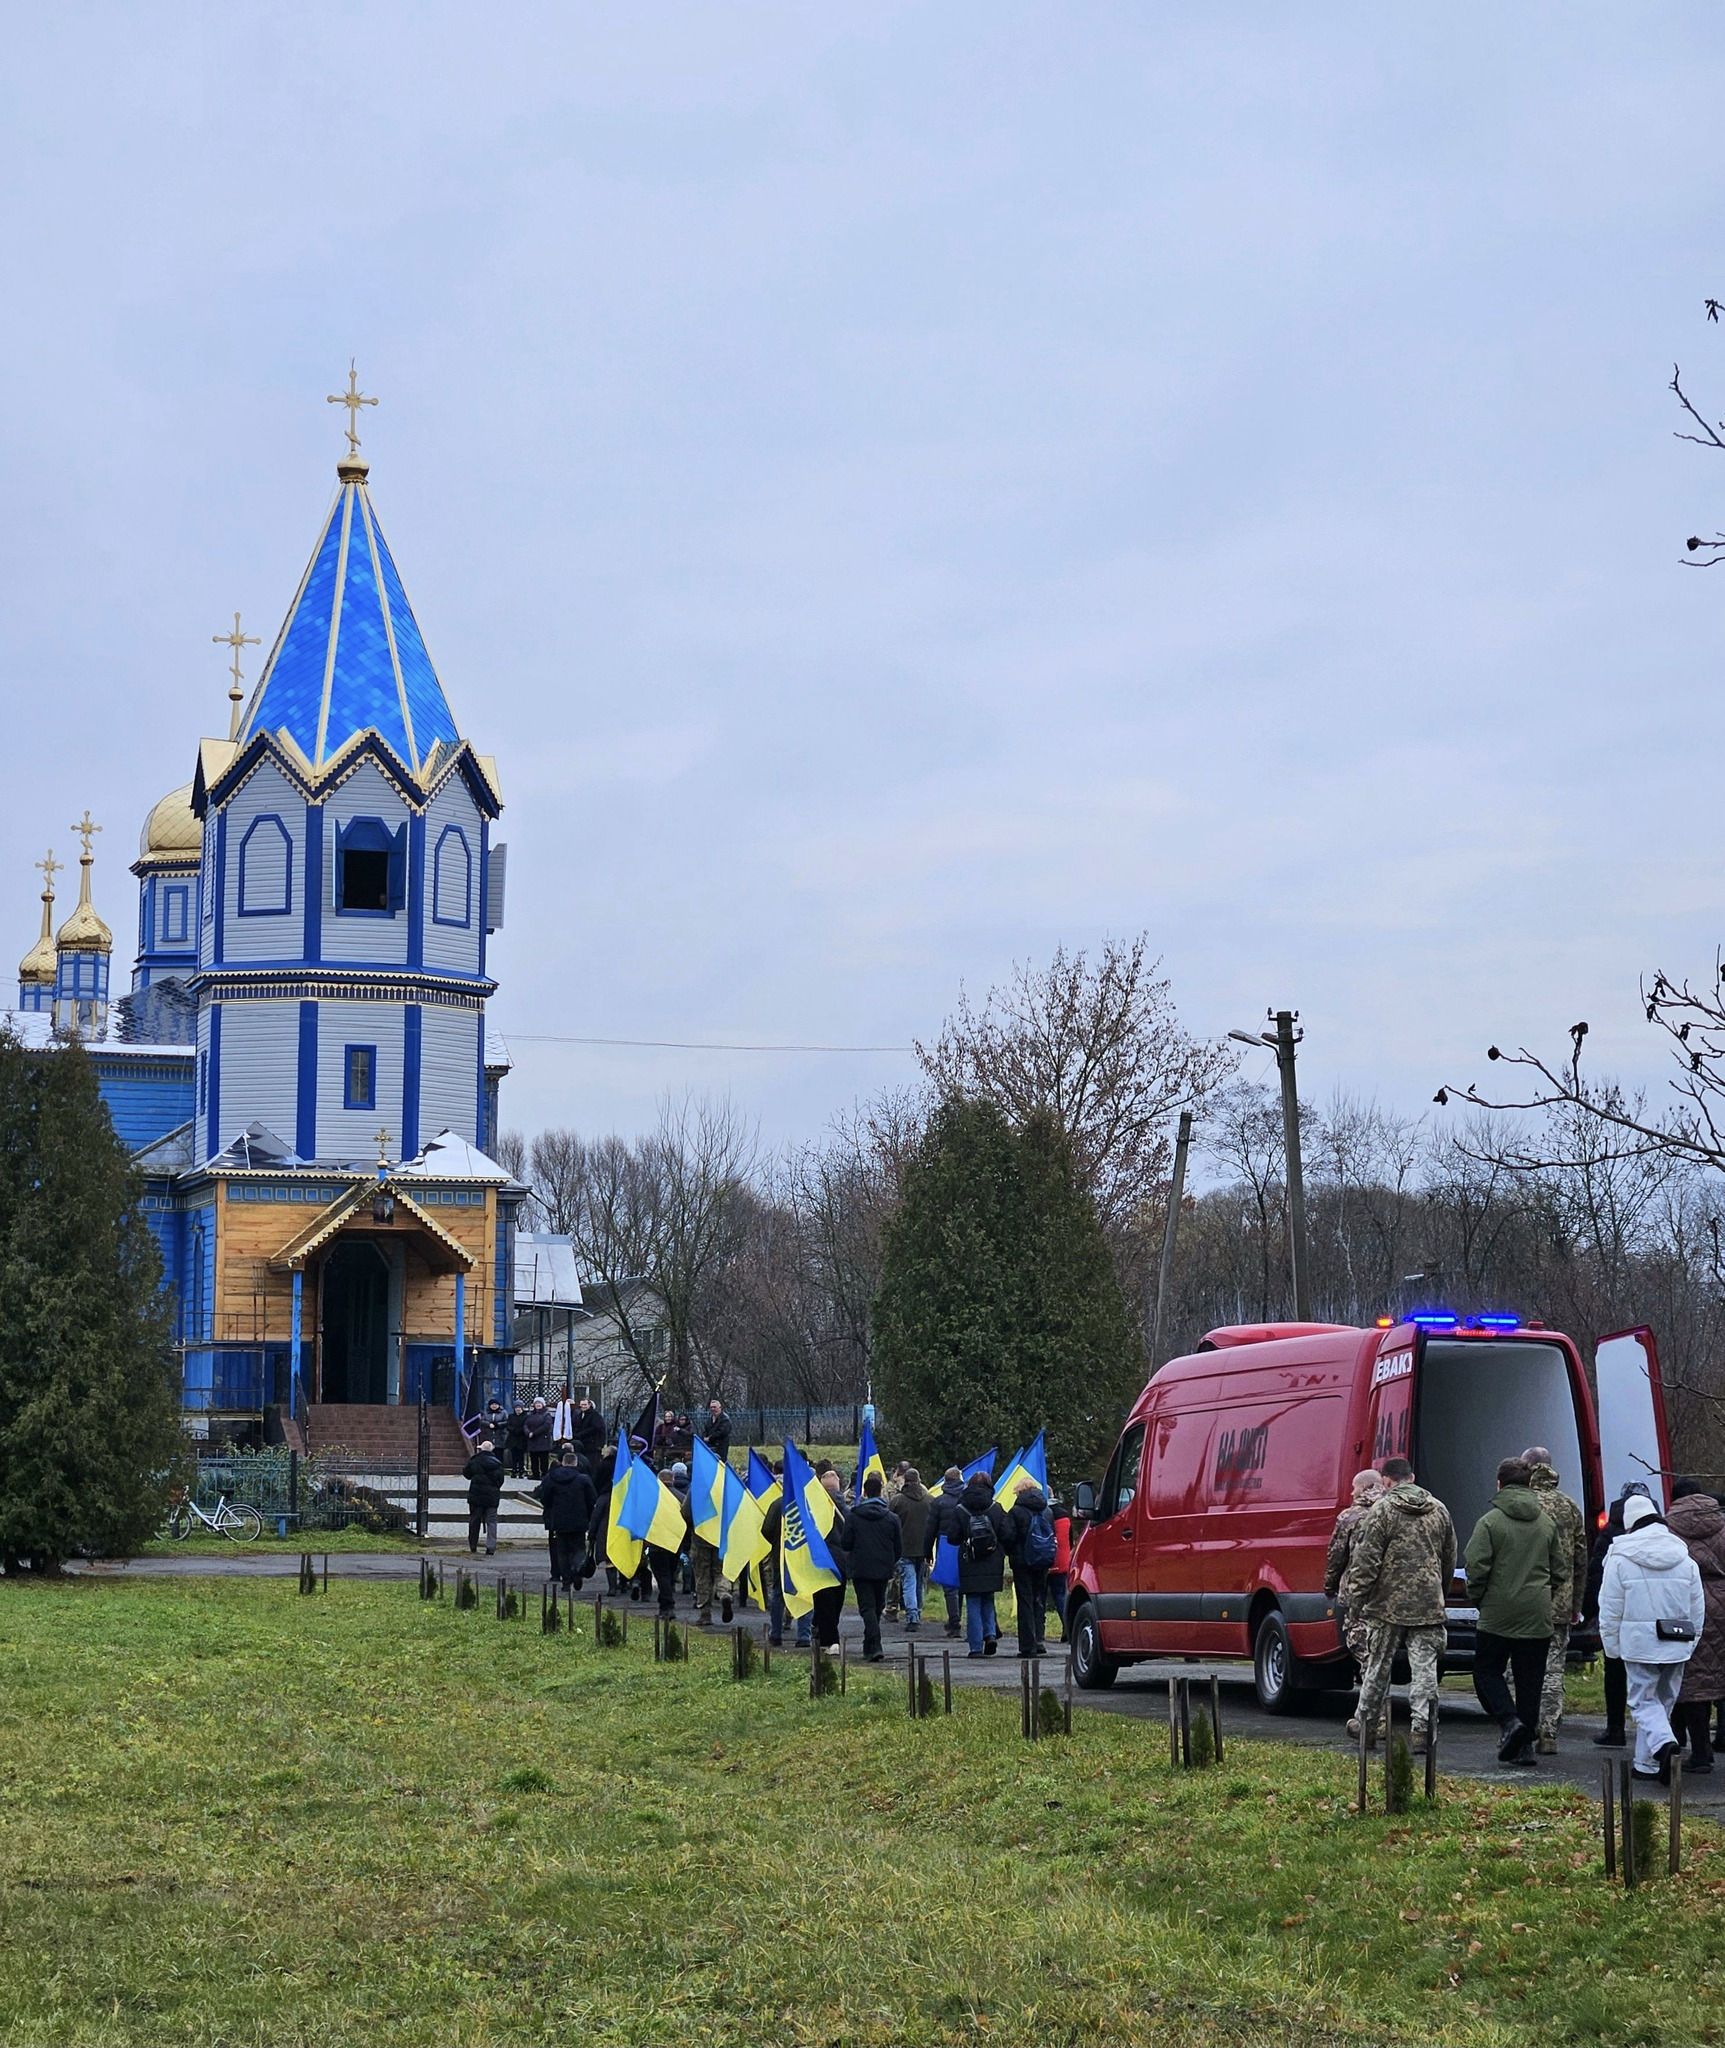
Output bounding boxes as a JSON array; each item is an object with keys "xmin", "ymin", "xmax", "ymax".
[{"xmin": 1623, "ymin": 1494, "xmax": 1660, "ymax": 1531}]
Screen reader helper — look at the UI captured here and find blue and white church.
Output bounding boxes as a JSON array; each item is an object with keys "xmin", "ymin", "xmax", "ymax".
[{"xmin": 8, "ymin": 387, "xmax": 526, "ymax": 1450}]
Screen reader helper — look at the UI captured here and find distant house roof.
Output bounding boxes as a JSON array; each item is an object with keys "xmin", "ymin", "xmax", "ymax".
[{"xmin": 513, "ymin": 1232, "xmax": 584, "ymax": 1309}]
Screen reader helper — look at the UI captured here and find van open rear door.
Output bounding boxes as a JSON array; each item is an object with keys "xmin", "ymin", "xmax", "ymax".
[{"xmin": 1594, "ymin": 1327, "xmax": 1673, "ymax": 1510}]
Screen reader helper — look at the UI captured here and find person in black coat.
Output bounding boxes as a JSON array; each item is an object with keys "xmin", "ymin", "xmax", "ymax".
[
  {"xmin": 533, "ymin": 1449, "xmax": 599, "ymax": 1591},
  {"xmin": 523, "ymin": 1398, "xmax": 555, "ymax": 1480},
  {"xmin": 463, "ymin": 1439, "xmax": 506, "ymax": 1556},
  {"xmin": 810, "ymin": 1470, "xmax": 851, "ymax": 1653},
  {"xmin": 1004, "ymin": 1481, "xmax": 1055, "ymax": 1658},
  {"xmin": 932, "ymin": 1474, "xmax": 1010, "ymax": 1657},
  {"xmin": 924, "ymin": 1467, "xmax": 967, "ymax": 1639},
  {"xmin": 701, "ymin": 1399, "xmax": 733, "ymax": 1462},
  {"xmin": 570, "ymin": 1398, "xmax": 606, "ymax": 1466},
  {"xmin": 839, "ymin": 1473, "xmax": 903, "ymax": 1660}
]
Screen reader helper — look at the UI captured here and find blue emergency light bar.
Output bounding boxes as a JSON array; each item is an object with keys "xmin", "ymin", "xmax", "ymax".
[
  {"xmin": 1405, "ymin": 1310, "xmax": 1459, "ymax": 1329},
  {"xmin": 1471, "ymin": 1314, "xmax": 1522, "ymax": 1332}
]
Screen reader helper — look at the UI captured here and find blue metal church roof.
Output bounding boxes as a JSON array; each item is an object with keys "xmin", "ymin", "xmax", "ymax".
[{"xmin": 238, "ymin": 463, "xmax": 461, "ymax": 776}]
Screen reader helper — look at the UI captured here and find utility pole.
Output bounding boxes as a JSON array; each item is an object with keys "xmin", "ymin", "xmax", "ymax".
[
  {"xmin": 1229, "ymin": 1009, "xmax": 1311, "ymax": 1322},
  {"xmin": 1150, "ymin": 1110, "xmax": 1194, "ymax": 1364},
  {"xmin": 1271, "ymin": 1011, "xmax": 1310, "ymax": 1322}
]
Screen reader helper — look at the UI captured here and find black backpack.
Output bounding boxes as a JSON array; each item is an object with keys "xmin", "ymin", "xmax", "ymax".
[
  {"xmin": 964, "ymin": 1508, "xmax": 998, "ymax": 1562},
  {"xmin": 1022, "ymin": 1506, "xmax": 1056, "ymax": 1570}
]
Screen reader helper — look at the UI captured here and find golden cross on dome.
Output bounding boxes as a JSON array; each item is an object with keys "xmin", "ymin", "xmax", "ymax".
[
  {"xmin": 70, "ymin": 812, "xmax": 101, "ymax": 862},
  {"xmin": 213, "ymin": 611, "xmax": 260, "ymax": 738},
  {"xmin": 327, "ymin": 361, "xmax": 378, "ymax": 457},
  {"xmin": 375, "ymin": 1125, "xmax": 392, "ymax": 1165},
  {"xmin": 35, "ymin": 849, "xmax": 62, "ymax": 897}
]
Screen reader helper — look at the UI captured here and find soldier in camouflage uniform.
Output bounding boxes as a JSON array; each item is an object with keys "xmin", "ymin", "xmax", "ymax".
[
  {"xmin": 1325, "ymin": 1468, "xmax": 1386, "ymax": 1677},
  {"xmin": 1523, "ymin": 1445, "xmax": 1587, "ymax": 1752},
  {"xmin": 1344, "ymin": 1455, "xmax": 1458, "ymax": 1752}
]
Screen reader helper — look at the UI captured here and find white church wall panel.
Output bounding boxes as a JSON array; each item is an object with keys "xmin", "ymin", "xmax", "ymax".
[
  {"xmin": 418, "ymin": 1005, "xmax": 481, "ymax": 1145},
  {"xmin": 221, "ymin": 762, "xmax": 304, "ymax": 964},
  {"xmin": 212, "ymin": 1001, "xmax": 301, "ymax": 1150},
  {"xmin": 315, "ymin": 997, "xmax": 406, "ymax": 1160},
  {"xmin": 422, "ymin": 776, "xmax": 484, "ymax": 977}
]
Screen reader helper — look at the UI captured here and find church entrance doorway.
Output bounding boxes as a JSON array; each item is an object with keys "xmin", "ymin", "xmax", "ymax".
[{"xmin": 320, "ymin": 1240, "xmax": 391, "ymax": 1403}]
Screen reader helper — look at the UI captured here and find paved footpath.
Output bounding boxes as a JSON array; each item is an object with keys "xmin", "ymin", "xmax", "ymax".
[{"xmin": 81, "ymin": 1547, "xmax": 1722, "ymax": 1817}]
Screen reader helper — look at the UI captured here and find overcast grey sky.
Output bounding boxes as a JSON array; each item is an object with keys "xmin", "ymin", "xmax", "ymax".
[{"xmin": 3, "ymin": 5, "xmax": 1723, "ymax": 1149}]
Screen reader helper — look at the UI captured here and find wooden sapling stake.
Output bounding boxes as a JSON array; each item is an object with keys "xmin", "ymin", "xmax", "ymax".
[
  {"xmin": 1020, "ymin": 1658, "xmax": 1031, "ymax": 1740},
  {"xmin": 1602, "ymin": 1761, "xmax": 1617, "ymax": 1881},
  {"xmin": 323, "ymin": 1553, "xmax": 329, "ymax": 1593},
  {"xmin": 1424, "ymin": 1698, "xmax": 1438, "ymax": 1802},
  {"xmin": 1168, "ymin": 1677, "xmax": 1180, "ymax": 1767},
  {"xmin": 761, "ymin": 1622, "xmax": 771, "ymax": 1677},
  {"xmin": 1209, "ymin": 1674, "xmax": 1223, "ymax": 1763},
  {"xmin": 1670, "ymin": 1757, "xmax": 1684, "ymax": 1877},
  {"xmin": 1356, "ymin": 1714, "xmax": 1370, "ymax": 1814},
  {"xmin": 1621, "ymin": 1760, "xmax": 1637, "ymax": 1889},
  {"xmin": 1178, "ymin": 1676, "xmax": 1192, "ymax": 1767},
  {"xmin": 1063, "ymin": 1648, "xmax": 1073, "ymax": 1735},
  {"xmin": 943, "ymin": 1649, "xmax": 952, "ymax": 1714}
]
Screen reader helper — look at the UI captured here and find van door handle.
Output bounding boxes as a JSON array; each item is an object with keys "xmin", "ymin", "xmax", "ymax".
[{"xmin": 1120, "ymin": 1525, "xmax": 1134, "ymax": 1539}]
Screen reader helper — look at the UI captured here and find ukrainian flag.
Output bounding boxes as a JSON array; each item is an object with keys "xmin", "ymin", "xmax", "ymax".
[
  {"xmin": 718, "ymin": 1458, "xmax": 771, "ymax": 1582},
  {"xmin": 854, "ymin": 1419, "xmax": 886, "ymax": 1497},
  {"xmin": 931, "ymin": 1447, "xmax": 999, "ymax": 1590},
  {"xmin": 779, "ymin": 1439, "xmax": 842, "ymax": 1617},
  {"xmin": 994, "ymin": 1431, "xmax": 1048, "ymax": 1513},
  {"xmin": 606, "ymin": 1438, "xmax": 687, "ymax": 1577},
  {"xmin": 689, "ymin": 1437, "xmax": 727, "ymax": 1545},
  {"xmin": 745, "ymin": 1448, "xmax": 781, "ymax": 1513}
]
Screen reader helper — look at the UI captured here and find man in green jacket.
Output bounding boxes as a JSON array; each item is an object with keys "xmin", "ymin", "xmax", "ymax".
[{"xmin": 1464, "ymin": 1457, "xmax": 1566, "ymax": 1766}]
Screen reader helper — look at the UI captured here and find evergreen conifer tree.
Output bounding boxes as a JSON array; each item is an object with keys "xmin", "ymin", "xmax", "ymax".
[
  {"xmin": 0, "ymin": 1032, "xmax": 185, "ymax": 1571},
  {"xmin": 872, "ymin": 1096, "xmax": 1142, "ymax": 1481}
]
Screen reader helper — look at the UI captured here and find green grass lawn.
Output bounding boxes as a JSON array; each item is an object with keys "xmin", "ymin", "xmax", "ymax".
[
  {"xmin": 138, "ymin": 1527, "xmax": 425, "ymax": 1557},
  {"xmin": 0, "ymin": 1579, "xmax": 1716, "ymax": 2048}
]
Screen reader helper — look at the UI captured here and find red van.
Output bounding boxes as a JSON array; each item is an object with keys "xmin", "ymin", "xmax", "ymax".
[{"xmin": 1065, "ymin": 1316, "xmax": 1671, "ymax": 1708}]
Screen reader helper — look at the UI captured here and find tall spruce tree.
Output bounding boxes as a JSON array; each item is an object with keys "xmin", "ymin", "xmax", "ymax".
[
  {"xmin": 0, "ymin": 1033, "xmax": 185, "ymax": 1571},
  {"xmin": 872, "ymin": 1096, "xmax": 1143, "ymax": 1483}
]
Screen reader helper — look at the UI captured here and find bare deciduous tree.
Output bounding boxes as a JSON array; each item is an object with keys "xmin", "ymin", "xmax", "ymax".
[{"xmin": 915, "ymin": 935, "xmax": 1233, "ymax": 1232}]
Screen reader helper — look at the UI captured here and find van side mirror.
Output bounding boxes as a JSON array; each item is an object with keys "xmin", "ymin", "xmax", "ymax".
[{"xmin": 1072, "ymin": 1480, "xmax": 1097, "ymax": 1519}]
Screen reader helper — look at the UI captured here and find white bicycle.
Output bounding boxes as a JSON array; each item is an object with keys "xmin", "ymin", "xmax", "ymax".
[{"xmin": 166, "ymin": 1487, "xmax": 265, "ymax": 1542}]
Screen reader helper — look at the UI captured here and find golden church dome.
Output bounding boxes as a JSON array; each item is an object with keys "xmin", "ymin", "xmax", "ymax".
[
  {"xmin": 18, "ymin": 923, "xmax": 55, "ymax": 987},
  {"xmin": 139, "ymin": 782, "xmax": 201, "ymax": 860},
  {"xmin": 56, "ymin": 896, "xmax": 113, "ymax": 955}
]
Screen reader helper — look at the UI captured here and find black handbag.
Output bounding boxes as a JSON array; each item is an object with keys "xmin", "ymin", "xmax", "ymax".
[{"xmin": 1655, "ymin": 1618, "xmax": 1696, "ymax": 1642}]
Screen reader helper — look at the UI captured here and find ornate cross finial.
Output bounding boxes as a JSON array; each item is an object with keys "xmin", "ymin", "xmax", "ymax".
[
  {"xmin": 327, "ymin": 360, "xmax": 378, "ymax": 457},
  {"xmin": 70, "ymin": 812, "xmax": 101, "ymax": 862},
  {"xmin": 375, "ymin": 1125, "xmax": 392, "ymax": 1166},
  {"xmin": 35, "ymin": 849, "xmax": 62, "ymax": 898},
  {"xmin": 213, "ymin": 611, "xmax": 261, "ymax": 739}
]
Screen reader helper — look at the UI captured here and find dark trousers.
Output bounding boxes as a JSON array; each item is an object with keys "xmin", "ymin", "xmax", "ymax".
[
  {"xmin": 942, "ymin": 1583, "xmax": 962, "ymax": 1634},
  {"xmin": 1678, "ymin": 1699, "xmax": 1717, "ymax": 1765},
  {"xmin": 508, "ymin": 1446, "xmax": 526, "ymax": 1479},
  {"xmin": 528, "ymin": 1450, "xmax": 550, "ymax": 1480},
  {"xmin": 1604, "ymin": 1655, "xmax": 1628, "ymax": 1735},
  {"xmin": 1013, "ymin": 1566, "xmax": 1049, "ymax": 1655},
  {"xmin": 854, "ymin": 1577, "xmax": 889, "ymax": 1658},
  {"xmin": 548, "ymin": 1531, "xmax": 584, "ymax": 1588},
  {"xmin": 812, "ymin": 1582, "xmax": 846, "ymax": 1650},
  {"xmin": 467, "ymin": 1501, "xmax": 498, "ymax": 1553},
  {"xmin": 1473, "ymin": 1629, "xmax": 1549, "ymax": 1733},
  {"xmin": 649, "ymin": 1548, "xmax": 679, "ymax": 1615}
]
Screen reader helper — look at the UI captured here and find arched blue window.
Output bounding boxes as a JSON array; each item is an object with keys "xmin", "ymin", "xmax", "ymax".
[
  {"xmin": 334, "ymin": 817, "xmax": 406, "ymax": 915},
  {"xmin": 237, "ymin": 815, "xmax": 293, "ymax": 916},
  {"xmin": 432, "ymin": 824, "xmax": 472, "ymax": 927}
]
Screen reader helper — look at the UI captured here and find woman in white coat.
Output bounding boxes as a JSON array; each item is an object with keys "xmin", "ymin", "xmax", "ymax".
[{"xmin": 1599, "ymin": 1493, "xmax": 1707, "ymax": 1782}]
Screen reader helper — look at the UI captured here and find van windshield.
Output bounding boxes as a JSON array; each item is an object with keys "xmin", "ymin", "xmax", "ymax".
[{"xmin": 1414, "ymin": 1339, "xmax": 1583, "ymax": 1564}]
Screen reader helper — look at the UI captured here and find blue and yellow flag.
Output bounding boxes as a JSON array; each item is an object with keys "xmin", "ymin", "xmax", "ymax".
[
  {"xmin": 854, "ymin": 1420, "xmax": 886, "ymax": 1497},
  {"xmin": 994, "ymin": 1431, "xmax": 1048, "ymax": 1513},
  {"xmin": 606, "ymin": 1438, "xmax": 686, "ymax": 1576},
  {"xmin": 779, "ymin": 1439, "xmax": 842, "ymax": 1617},
  {"xmin": 718, "ymin": 1458, "xmax": 771, "ymax": 1582},
  {"xmin": 745, "ymin": 1448, "xmax": 781, "ymax": 1513},
  {"xmin": 689, "ymin": 1437, "xmax": 727, "ymax": 1545},
  {"xmin": 930, "ymin": 1447, "xmax": 999, "ymax": 1589}
]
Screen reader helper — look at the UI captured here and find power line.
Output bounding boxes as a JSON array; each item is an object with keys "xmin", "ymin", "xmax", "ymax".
[{"xmin": 509, "ymin": 1031, "xmax": 915, "ymax": 1055}]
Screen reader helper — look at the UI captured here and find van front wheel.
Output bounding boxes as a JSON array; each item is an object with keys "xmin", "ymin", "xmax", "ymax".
[
  {"xmin": 1252, "ymin": 1608, "xmax": 1301, "ymax": 1714},
  {"xmin": 1069, "ymin": 1601, "xmax": 1119, "ymax": 1691}
]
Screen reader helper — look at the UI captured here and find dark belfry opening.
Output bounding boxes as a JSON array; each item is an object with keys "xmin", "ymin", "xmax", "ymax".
[{"xmin": 338, "ymin": 846, "xmax": 390, "ymax": 911}]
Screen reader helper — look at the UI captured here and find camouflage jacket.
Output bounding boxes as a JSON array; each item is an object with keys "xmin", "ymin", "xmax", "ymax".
[
  {"xmin": 1343, "ymin": 1483, "xmax": 1458, "ymax": 1627},
  {"xmin": 1528, "ymin": 1463, "xmax": 1586, "ymax": 1618},
  {"xmin": 1324, "ymin": 1503, "xmax": 1371, "ymax": 1599}
]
